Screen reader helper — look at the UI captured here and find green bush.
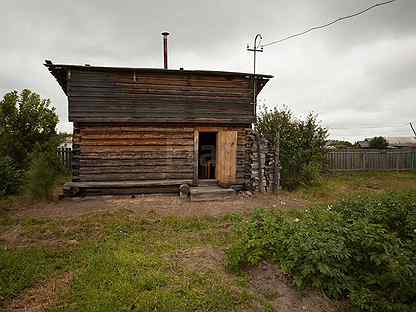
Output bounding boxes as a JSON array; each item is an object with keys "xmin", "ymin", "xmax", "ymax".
[
  {"xmin": 24, "ymin": 139, "xmax": 65, "ymax": 200},
  {"xmin": 301, "ymin": 162, "xmax": 322, "ymax": 186},
  {"xmin": 226, "ymin": 192, "xmax": 416, "ymax": 312},
  {"xmin": 255, "ymin": 106, "xmax": 328, "ymax": 190},
  {"xmin": 0, "ymin": 156, "xmax": 21, "ymax": 196}
]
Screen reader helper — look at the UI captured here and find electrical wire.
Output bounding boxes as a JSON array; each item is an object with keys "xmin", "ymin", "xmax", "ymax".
[
  {"xmin": 262, "ymin": 0, "xmax": 398, "ymax": 48},
  {"xmin": 328, "ymin": 124, "xmax": 409, "ymax": 130}
]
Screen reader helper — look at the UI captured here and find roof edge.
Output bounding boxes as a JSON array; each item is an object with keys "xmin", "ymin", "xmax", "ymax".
[{"xmin": 43, "ymin": 60, "xmax": 274, "ymax": 79}]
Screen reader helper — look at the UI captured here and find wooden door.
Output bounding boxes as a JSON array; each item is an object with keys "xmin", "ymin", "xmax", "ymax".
[{"xmin": 216, "ymin": 130, "xmax": 237, "ymax": 186}]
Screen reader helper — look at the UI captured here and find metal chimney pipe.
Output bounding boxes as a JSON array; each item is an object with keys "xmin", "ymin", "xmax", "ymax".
[{"xmin": 161, "ymin": 32, "xmax": 169, "ymax": 69}]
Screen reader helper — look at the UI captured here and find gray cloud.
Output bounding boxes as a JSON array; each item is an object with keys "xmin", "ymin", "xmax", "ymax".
[{"xmin": 1, "ymin": 0, "xmax": 415, "ymax": 141}]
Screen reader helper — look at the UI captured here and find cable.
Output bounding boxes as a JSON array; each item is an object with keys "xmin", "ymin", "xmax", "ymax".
[
  {"xmin": 262, "ymin": 0, "xmax": 398, "ymax": 48},
  {"xmin": 328, "ymin": 123, "xmax": 409, "ymax": 130}
]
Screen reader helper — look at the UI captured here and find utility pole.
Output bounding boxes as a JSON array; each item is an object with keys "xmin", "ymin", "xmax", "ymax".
[
  {"xmin": 410, "ymin": 122, "xmax": 416, "ymax": 137},
  {"xmin": 247, "ymin": 34, "xmax": 263, "ymax": 119},
  {"xmin": 248, "ymin": 34, "xmax": 264, "ymax": 192}
]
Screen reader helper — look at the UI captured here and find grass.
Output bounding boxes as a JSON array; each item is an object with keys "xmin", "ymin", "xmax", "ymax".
[
  {"xmin": 0, "ymin": 213, "xmax": 256, "ymax": 311},
  {"xmin": 0, "ymin": 171, "xmax": 415, "ymax": 310},
  {"xmin": 0, "ymin": 247, "xmax": 74, "ymax": 300},
  {"xmin": 296, "ymin": 171, "xmax": 416, "ymax": 203}
]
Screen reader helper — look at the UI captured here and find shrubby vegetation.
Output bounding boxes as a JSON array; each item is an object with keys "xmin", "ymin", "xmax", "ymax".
[
  {"xmin": 0, "ymin": 157, "xmax": 21, "ymax": 196},
  {"xmin": 226, "ymin": 191, "xmax": 416, "ymax": 312},
  {"xmin": 25, "ymin": 138, "xmax": 66, "ymax": 200},
  {"xmin": 0, "ymin": 89, "xmax": 64, "ymax": 199},
  {"xmin": 256, "ymin": 106, "xmax": 328, "ymax": 190}
]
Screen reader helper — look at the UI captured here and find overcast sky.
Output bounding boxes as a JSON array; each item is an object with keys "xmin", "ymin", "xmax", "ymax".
[{"xmin": 1, "ymin": 0, "xmax": 415, "ymax": 142}]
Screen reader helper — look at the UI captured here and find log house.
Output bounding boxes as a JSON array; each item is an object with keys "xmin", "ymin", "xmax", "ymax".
[{"xmin": 45, "ymin": 61, "xmax": 272, "ymax": 196}]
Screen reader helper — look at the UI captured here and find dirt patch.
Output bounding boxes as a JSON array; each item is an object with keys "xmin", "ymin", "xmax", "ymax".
[
  {"xmin": 247, "ymin": 262, "xmax": 342, "ymax": 311},
  {"xmin": 173, "ymin": 246, "xmax": 226, "ymax": 273},
  {"xmin": 7, "ymin": 271, "xmax": 73, "ymax": 311},
  {"xmin": 0, "ymin": 224, "xmax": 79, "ymax": 249},
  {"xmin": 7, "ymin": 192, "xmax": 308, "ymax": 219}
]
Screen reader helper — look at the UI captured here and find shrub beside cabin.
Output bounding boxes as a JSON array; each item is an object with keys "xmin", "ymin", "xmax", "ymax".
[{"xmin": 45, "ymin": 61, "xmax": 272, "ymax": 196}]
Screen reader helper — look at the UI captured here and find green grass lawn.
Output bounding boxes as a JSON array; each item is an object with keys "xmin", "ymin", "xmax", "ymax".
[
  {"xmin": 1, "ymin": 213, "xmax": 259, "ymax": 311},
  {"xmin": 1, "ymin": 171, "xmax": 415, "ymax": 311},
  {"xmin": 297, "ymin": 171, "xmax": 416, "ymax": 203}
]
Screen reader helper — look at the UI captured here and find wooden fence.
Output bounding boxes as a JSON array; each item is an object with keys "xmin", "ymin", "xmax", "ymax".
[
  {"xmin": 326, "ymin": 149, "xmax": 416, "ymax": 171},
  {"xmin": 57, "ymin": 148, "xmax": 72, "ymax": 171}
]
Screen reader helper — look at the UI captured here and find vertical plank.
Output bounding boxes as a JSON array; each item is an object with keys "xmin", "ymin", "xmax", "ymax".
[
  {"xmin": 217, "ymin": 131, "xmax": 223, "ymax": 183},
  {"xmin": 193, "ymin": 130, "xmax": 199, "ymax": 186},
  {"xmin": 217, "ymin": 130, "xmax": 237, "ymax": 186},
  {"xmin": 326, "ymin": 149, "xmax": 416, "ymax": 171}
]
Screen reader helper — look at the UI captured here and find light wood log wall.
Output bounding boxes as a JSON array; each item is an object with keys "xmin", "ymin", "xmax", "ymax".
[
  {"xmin": 73, "ymin": 125, "xmax": 193, "ymax": 182},
  {"xmin": 72, "ymin": 125, "xmax": 250, "ymax": 185}
]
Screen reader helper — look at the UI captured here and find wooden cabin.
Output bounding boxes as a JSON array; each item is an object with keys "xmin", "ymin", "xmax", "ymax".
[{"xmin": 45, "ymin": 61, "xmax": 272, "ymax": 196}]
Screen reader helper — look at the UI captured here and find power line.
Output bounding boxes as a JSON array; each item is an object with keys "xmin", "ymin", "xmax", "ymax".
[
  {"xmin": 328, "ymin": 121, "xmax": 416, "ymax": 130},
  {"xmin": 262, "ymin": 0, "xmax": 398, "ymax": 48},
  {"xmin": 328, "ymin": 123, "xmax": 409, "ymax": 130}
]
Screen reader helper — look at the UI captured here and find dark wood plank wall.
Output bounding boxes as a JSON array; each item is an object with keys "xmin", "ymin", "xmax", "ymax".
[
  {"xmin": 67, "ymin": 69, "xmax": 254, "ymax": 124},
  {"xmin": 72, "ymin": 125, "xmax": 249, "ymax": 185}
]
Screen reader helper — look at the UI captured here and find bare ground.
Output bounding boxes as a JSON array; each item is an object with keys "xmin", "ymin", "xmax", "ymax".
[
  {"xmin": 4, "ymin": 192, "xmax": 308, "ymax": 219},
  {"xmin": 0, "ymin": 224, "xmax": 80, "ymax": 248},
  {"xmin": 7, "ymin": 272, "xmax": 73, "ymax": 311}
]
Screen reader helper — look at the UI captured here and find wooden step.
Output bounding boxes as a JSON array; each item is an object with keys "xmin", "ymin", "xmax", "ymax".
[
  {"xmin": 198, "ymin": 179, "xmax": 218, "ymax": 186},
  {"xmin": 63, "ymin": 179, "xmax": 192, "ymax": 197},
  {"xmin": 189, "ymin": 186, "xmax": 236, "ymax": 202}
]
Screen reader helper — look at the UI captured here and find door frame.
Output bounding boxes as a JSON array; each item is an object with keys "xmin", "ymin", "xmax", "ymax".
[
  {"xmin": 193, "ymin": 127, "xmax": 238, "ymax": 186},
  {"xmin": 193, "ymin": 128, "xmax": 218, "ymax": 186}
]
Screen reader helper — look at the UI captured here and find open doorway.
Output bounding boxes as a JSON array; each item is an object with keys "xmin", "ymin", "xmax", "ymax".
[{"xmin": 198, "ymin": 132, "xmax": 216, "ymax": 180}]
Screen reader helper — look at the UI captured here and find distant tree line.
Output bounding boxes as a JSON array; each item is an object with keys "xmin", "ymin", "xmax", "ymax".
[
  {"xmin": 327, "ymin": 136, "xmax": 389, "ymax": 150},
  {"xmin": 367, "ymin": 136, "xmax": 388, "ymax": 149}
]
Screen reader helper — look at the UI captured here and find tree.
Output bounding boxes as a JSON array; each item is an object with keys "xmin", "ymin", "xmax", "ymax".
[
  {"xmin": 0, "ymin": 89, "xmax": 59, "ymax": 168},
  {"xmin": 256, "ymin": 106, "xmax": 328, "ymax": 190},
  {"xmin": 368, "ymin": 136, "xmax": 388, "ymax": 149}
]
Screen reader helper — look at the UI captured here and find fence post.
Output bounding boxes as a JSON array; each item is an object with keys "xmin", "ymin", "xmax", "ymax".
[
  {"xmin": 364, "ymin": 150, "xmax": 367, "ymax": 170},
  {"xmin": 396, "ymin": 153, "xmax": 399, "ymax": 171},
  {"xmin": 326, "ymin": 149, "xmax": 415, "ymax": 172},
  {"xmin": 272, "ymin": 131, "xmax": 281, "ymax": 193},
  {"xmin": 57, "ymin": 147, "xmax": 72, "ymax": 172}
]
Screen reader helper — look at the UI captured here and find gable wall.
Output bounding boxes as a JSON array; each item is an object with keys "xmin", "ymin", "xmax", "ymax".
[{"xmin": 67, "ymin": 69, "xmax": 254, "ymax": 124}]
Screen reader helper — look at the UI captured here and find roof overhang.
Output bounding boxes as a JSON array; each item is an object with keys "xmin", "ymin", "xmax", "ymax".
[{"xmin": 44, "ymin": 60, "xmax": 273, "ymax": 96}]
